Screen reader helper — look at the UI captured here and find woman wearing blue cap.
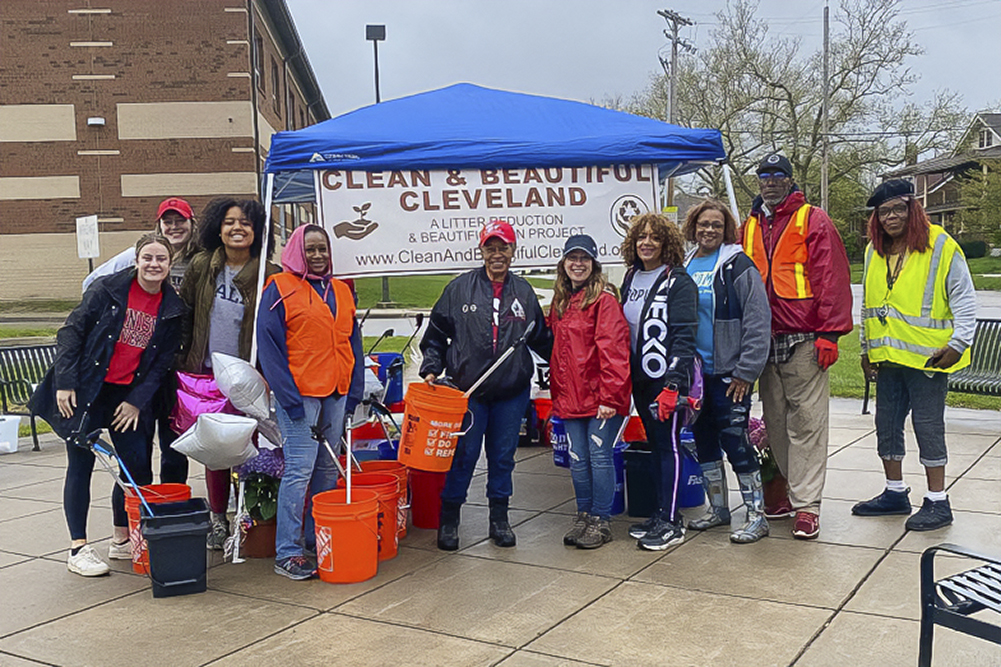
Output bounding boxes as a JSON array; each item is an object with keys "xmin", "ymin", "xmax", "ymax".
[
  {"xmin": 853, "ymin": 180, "xmax": 976, "ymax": 531},
  {"xmin": 549, "ymin": 234, "xmax": 631, "ymax": 549}
]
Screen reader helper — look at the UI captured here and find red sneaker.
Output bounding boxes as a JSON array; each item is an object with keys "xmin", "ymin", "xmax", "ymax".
[
  {"xmin": 792, "ymin": 511, "xmax": 820, "ymax": 540},
  {"xmin": 764, "ymin": 496, "xmax": 794, "ymax": 519}
]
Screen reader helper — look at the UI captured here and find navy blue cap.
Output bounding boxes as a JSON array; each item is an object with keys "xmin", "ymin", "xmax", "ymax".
[
  {"xmin": 757, "ymin": 153, "xmax": 793, "ymax": 177},
  {"xmin": 563, "ymin": 234, "xmax": 598, "ymax": 259}
]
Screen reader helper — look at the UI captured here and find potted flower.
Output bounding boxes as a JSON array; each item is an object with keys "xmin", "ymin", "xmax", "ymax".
[{"xmin": 234, "ymin": 447, "xmax": 284, "ymax": 558}]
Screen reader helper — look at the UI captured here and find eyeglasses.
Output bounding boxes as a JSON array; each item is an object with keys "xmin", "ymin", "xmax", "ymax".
[
  {"xmin": 696, "ymin": 221, "xmax": 725, "ymax": 231},
  {"xmin": 223, "ymin": 217, "xmax": 250, "ymax": 225},
  {"xmin": 565, "ymin": 253, "xmax": 593, "ymax": 264},
  {"xmin": 481, "ymin": 244, "xmax": 512, "ymax": 256},
  {"xmin": 159, "ymin": 217, "xmax": 189, "ymax": 227},
  {"xmin": 758, "ymin": 172, "xmax": 789, "ymax": 183},
  {"xmin": 877, "ymin": 202, "xmax": 909, "ymax": 219}
]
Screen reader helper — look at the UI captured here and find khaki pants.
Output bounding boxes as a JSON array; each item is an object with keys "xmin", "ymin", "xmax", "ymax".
[{"xmin": 759, "ymin": 341, "xmax": 829, "ymax": 514}]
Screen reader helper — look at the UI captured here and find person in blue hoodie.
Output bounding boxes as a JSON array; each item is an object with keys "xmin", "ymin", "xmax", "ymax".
[
  {"xmin": 682, "ymin": 199, "xmax": 772, "ymax": 543},
  {"xmin": 257, "ymin": 224, "xmax": 363, "ymax": 580}
]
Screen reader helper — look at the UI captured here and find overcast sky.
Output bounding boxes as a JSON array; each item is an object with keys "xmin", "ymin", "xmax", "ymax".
[{"xmin": 286, "ymin": 0, "xmax": 1001, "ymax": 133}]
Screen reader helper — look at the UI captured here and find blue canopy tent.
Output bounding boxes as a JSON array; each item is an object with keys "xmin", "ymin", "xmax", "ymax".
[{"xmin": 263, "ymin": 83, "xmax": 727, "ymax": 203}]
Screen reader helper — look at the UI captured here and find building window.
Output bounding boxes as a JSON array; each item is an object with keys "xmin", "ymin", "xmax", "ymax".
[
  {"xmin": 300, "ymin": 108, "xmax": 306, "ymax": 128},
  {"xmin": 979, "ymin": 128, "xmax": 993, "ymax": 149},
  {"xmin": 254, "ymin": 36, "xmax": 264, "ymax": 92},
  {"xmin": 271, "ymin": 57, "xmax": 281, "ymax": 116},
  {"xmin": 288, "ymin": 96, "xmax": 295, "ymax": 129}
]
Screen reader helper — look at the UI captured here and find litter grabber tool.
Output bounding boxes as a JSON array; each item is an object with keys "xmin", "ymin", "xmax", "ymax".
[
  {"xmin": 367, "ymin": 327, "xmax": 395, "ymax": 356},
  {"xmin": 647, "ymin": 395, "xmax": 701, "ymax": 422},
  {"xmin": 401, "ymin": 312, "xmax": 425, "ymax": 356},
  {"xmin": 73, "ymin": 427, "xmax": 156, "ymax": 519},
  {"xmin": 462, "ymin": 320, "xmax": 536, "ymax": 399}
]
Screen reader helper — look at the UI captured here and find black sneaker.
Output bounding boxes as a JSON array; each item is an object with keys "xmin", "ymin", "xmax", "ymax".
[
  {"xmin": 905, "ymin": 497, "xmax": 953, "ymax": 531},
  {"xmin": 637, "ymin": 519, "xmax": 685, "ymax": 551},
  {"xmin": 852, "ymin": 488, "xmax": 911, "ymax": 516},
  {"xmin": 274, "ymin": 555, "xmax": 317, "ymax": 580},
  {"xmin": 628, "ymin": 516, "xmax": 659, "ymax": 539}
]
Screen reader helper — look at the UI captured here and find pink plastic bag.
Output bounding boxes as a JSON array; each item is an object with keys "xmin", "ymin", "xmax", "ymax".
[{"xmin": 170, "ymin": 372, "xmax": 237, "ymax": 434}]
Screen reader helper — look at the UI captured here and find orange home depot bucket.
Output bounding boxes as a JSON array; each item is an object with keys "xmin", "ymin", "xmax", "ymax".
[
  {"xmin": 125, "ymin": 483, "xmax": 191, "ymax": 575},
  {"xmin": 312, "ymin": 488, "xmax": 379, "ymax": 584},
  {"xmin": 397, "ymin": 383, "xmax": 468, "ymax": 472},
  {"xmin": 337, "ymin": 472, "xmax": 400, "ymax": 561},
  {"xmin": 357, "ymin": 460, "xmax": 409, "ymax": 539}
]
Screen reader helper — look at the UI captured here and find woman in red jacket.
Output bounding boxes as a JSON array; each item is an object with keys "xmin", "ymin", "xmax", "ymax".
[{"xmin": 548, "ymin": 234, "xmax": 631, "ymax": 549}]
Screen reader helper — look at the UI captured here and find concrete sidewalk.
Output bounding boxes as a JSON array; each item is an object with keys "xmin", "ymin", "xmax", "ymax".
[{"xmin": 1, "ymin": 398, "xmax": 999, "ymax": 666}]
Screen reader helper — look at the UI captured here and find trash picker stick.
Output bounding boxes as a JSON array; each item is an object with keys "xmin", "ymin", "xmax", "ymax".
[
  {"xmin": 463, "ymin": 321, "xmax": 535, "ymax": 399},
  {"xmin": 232, "ymin": 478, "xmax": 246, "ymax": 564}
]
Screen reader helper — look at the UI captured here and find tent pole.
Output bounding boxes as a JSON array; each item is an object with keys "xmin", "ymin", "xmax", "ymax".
[
  {"xmin": 251, "ymin": 172, "xmax": 275, "ymax": 366},
  {"xmin": 722, "ymin": 163, "xmax": 740, "ymax": 222}
]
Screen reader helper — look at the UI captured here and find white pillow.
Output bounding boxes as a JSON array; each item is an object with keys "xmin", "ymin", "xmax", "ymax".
[
  {"xmin": 171, "ymin": 413, "xmax": 258, "ymax": 471},
  {"xmin": 212, "ymin": 352, "xmax": 270, "ymax": 421}
]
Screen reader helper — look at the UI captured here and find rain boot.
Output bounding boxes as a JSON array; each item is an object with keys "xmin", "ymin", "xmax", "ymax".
[
  {"xmin": 437, "ymin": 500, "xmax": 461, "ymax": 551},
  {"xmin": 488, "ymin": 497, "xmax": 516, "ymax": 547}
]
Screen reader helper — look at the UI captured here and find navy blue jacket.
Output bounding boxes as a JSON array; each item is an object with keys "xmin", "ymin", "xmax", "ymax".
[{"xmin": 29, "ymin": 269, "xmax": 185, "ymax": 439}]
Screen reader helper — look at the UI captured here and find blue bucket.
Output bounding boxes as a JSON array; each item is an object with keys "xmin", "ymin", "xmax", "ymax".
[
  {"xmin": 611, "ymin": 439, "xmax": 626, "ymax": 515},
  {"xmin": 372, "ymin": 352, "xmax": 404, "ymax": 404},
  {"xmin": 550, "ymin": 416, "xmax": 570, "ymax": 468},
  {"xmin": 679, "ymin": 428, "xmax": 704, "ymax": 508}
]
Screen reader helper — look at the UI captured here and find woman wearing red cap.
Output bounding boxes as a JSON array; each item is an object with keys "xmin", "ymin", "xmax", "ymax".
[
  {"xmin": 420, "ymin": 220, "xmax": 551, "ymax": 551},
  {"xmin": 82, "ymin": 197, "xmax": 200, "ymax": 293}
]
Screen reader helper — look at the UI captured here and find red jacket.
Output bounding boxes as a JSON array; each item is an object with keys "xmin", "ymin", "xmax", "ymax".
[
  {"xmin": 740, "ymin": 190, "xmax": 853, "ymax": 337},
  {"xmin": 548, "ymin": 289, "xmax": 632, "ymax": 418}
]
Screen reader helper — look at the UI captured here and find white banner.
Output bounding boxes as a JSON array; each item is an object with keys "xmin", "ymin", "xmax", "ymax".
[{"xmin": 314, "ymin": 165, "xmax": 659, "ymax": 277}]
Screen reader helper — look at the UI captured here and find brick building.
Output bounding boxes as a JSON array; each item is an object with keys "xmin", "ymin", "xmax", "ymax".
[{"xmin": 0, "ymin": 0, "xmax": 329, "ymax": 299}]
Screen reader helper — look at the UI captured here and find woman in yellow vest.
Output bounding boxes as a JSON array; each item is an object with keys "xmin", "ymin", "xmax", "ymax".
[
  {"xmin": 854, "ymin": 180, "xmax": 976, "ymax": 532},
  {"xmin": 258, "ymin": 224, "xmax": 363, "ymax": 579}
]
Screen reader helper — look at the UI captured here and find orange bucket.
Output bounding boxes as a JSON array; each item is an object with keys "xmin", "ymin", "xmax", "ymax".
[
  {"xmin": 337, "ymin": 472, "xmax": 400, "ymax": 561},
  {"xmin": 397, "ymin": 383, "xmax": 468, "ymax": 472},
  {"xmin": 125, "ymin": 483, "xmax": 191, "ymax": 574},
  {"xmin": 312, "ymin": 488, "xmax": 379, "ymax": 584},
  {"xmin": 356, "ymin": 460, "xmax": 409, "ymax": 539}
]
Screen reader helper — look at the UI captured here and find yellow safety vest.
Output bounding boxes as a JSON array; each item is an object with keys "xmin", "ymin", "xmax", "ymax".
[{"xmin": 862, "ymin": 225, "xmax": 970, "ymax": 373}]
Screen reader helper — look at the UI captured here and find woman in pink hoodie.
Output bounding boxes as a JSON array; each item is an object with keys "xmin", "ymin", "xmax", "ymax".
[{"xmin": 257, "ymin": 224, "xmax": 363, "ymax": 580}]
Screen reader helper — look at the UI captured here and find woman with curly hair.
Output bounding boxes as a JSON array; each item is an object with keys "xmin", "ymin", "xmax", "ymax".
[
  {"xmin": 619, "ymin": 212, "xmax": 698, "ymax": 551},
  {"xmin": 178, "ymin": 197, "xmax": 280, "ymax": 550},
  {"xmin": 682, "ymin": 199, "xmax": 771, "ymax": 543},
  {"xmin": 548, "ymin": 234, "xmax": 631, "ymax": 550}
]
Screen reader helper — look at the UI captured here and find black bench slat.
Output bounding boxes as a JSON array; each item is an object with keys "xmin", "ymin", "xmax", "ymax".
[
  {"xmin": 0, "ymin": 343, "xmax": 58, "ymax": 451},
  {"xmin": 920, "ymin": 544, "xmax": 1001, "ymax": 667}
]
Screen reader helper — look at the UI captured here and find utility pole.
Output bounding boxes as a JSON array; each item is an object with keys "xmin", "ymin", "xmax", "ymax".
[
  {"xmin": 367, "ymin": 24, "xmax": 393, "ymax": 306},
  {"xmin": 821, "ymin": 1, "xmax": 830, "ymax": 211},
  {"xmin": 657, "ymin": 9, "xmax": 695, "ymax": 208}
]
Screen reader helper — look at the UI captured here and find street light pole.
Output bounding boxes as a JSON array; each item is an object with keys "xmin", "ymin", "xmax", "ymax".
[{"xmin": 366, "ymin": 24, "xmax": 392, "ymax": 306}]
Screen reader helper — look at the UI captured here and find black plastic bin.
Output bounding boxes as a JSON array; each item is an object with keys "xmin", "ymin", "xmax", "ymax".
[
  {"xmin": 141, "ymin": 497, "xmax": 211, "ymax": 598},
  {"xmin": 623, "ymin": 448, "xmax": 657, "ymax": 518}
]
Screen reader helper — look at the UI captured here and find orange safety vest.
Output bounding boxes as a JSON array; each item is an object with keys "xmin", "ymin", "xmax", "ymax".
[
  {"xmin": 266, "ymin": 272, "xmax": 355, "ymax": 398},
  {"xmin": 742, "ymin": 204, "xmax": 814, "ymax": 300}
]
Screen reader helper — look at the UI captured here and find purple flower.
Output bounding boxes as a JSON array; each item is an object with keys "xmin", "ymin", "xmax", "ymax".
[{"xmin": 234, "ymin": 447, "xmax": 285, "ymax": 479}]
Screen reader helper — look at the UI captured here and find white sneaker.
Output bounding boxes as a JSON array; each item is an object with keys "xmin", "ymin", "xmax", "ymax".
[
  {"xmin": 108, "ymin": 540, "xmax": 132, "ymax": 560},
  {"xmin": 67, "ymin": 544, "xmax": 111, "ymax": 577}
]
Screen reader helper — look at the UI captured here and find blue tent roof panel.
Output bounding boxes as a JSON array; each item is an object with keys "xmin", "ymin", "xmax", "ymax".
[{"xmin": 265, "ymin": 83, "xmax": 724, "ymax": 176}]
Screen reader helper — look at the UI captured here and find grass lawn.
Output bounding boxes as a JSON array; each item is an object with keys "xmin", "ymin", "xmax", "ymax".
[{"xmin": 0, "ymin": 328, "xmax": 58, "ymax": 339}]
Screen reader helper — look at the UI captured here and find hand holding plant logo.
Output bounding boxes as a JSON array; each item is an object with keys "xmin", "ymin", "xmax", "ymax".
[{"xmin": 333, "ymin": 202, "xmax": 380, "ymax": 240}]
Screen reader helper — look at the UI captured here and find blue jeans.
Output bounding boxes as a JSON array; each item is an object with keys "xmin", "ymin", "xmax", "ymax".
[
  {"xmin": 563, "ymin": 415, "xmax": 624, "ymax": 520},
  {"xmin": 691, "ymin": 375, "xmax": 758, "ymax": 474},
  {"xmin": 441, "ymin": 387, "xmax": 531, "ymax": 505},
  {"xmin": 635, "ymin": 383, "xmax": 683, "ymax": 523},
  {"xmin": 274, "ymin": 394, "xmax": 345, "ymax": 560},
  {"xmin": 875, "ymin": 363, "xmax": 949, "ymax": 467}
]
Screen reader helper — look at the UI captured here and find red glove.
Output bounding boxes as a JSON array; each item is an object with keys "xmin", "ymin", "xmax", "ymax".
[
  {"xmin": 654, "ymin": 387, "xmax": 679, "ymax": 421},
  {"xmin": 815, "ymin": 337, "xmax": 839, "ymax": 370}
]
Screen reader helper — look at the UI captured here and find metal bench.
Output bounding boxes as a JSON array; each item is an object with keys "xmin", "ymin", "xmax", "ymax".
[
  {"xmin": 862, "ymin": 318, "xmax": 1001, "ymax": 414},
  {"xmin": 919, "ymin": 543, "xmax": 1001, "ymax": 666},
  {"xmin": 0, "ymin": 343, "xmax": 57, "ymax": 451}
]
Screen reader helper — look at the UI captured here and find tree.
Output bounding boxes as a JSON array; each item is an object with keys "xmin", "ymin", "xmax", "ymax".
[
  {"xmin": 956, "ymin": 160, "xmax": 1001, "ymax": 245},
  {"xmin": 627, "ymin": 0, "xmax": 967, "ymax": 223}
]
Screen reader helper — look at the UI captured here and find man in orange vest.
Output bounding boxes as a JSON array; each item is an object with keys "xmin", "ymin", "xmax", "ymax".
[{"xmin": 740, "ymin": 153, "xmax": 853, "ymax": 540}]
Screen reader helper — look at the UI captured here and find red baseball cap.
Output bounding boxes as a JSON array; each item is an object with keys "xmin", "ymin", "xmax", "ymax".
[
  {"xmin": 479, "ymin": 220, "xmax": 516, "ymax": 245},
  {"xmin": 156, "ymin": 197, "xmax": 193, "ymax": 220}
]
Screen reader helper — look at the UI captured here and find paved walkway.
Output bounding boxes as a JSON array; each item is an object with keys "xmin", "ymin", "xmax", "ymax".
[{"xmin": 1, "ymin": 398, "xmax": 999, "ymax": 666}]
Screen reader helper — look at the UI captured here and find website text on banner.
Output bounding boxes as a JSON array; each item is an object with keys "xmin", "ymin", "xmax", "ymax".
[{"xmin": 314, "ymin": 165, "xmax": 659, "ymax": 278}]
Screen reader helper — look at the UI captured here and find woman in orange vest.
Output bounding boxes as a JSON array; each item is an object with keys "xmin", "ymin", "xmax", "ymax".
[{"xmin": 257, "ymin": 224, "xmax": 363, "ymax": 580}]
